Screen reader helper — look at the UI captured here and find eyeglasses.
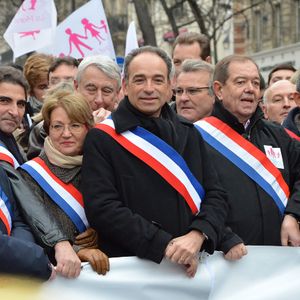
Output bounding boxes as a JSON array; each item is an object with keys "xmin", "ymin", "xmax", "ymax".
[
  {"xmin": 174, "ymin": 87, "xmax": 210, "ymax": 96},
  {"xmin": 50, "ymin": 123, "xmax": 85, "ymax": 134}
]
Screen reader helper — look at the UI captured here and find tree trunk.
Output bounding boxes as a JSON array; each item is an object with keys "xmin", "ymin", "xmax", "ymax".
[
  {"xmin": 132, "ymin": 0, "xmax": 157, "ymax": 46},
  {"xmin": 187, "ymin": 0, "xmax": 208, "ymax": 35}
]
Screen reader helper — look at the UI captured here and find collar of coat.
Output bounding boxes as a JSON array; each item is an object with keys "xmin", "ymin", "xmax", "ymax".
[
  {"xmin": 211, "ymin": 99, "xmax": 264, "ymax": 135},
  {"xmin": 111, "ymin": 96, "xmax": 193, "ymax": 134}
]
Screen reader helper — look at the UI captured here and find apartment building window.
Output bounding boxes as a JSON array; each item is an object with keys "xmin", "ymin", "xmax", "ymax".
[
  {"xmin": 254, "ymin": 10, "xmax": 262, "ymax": 51},
  {"xmin": 274, "ymin": 3, "xmax": 282, "ymax": 47}
]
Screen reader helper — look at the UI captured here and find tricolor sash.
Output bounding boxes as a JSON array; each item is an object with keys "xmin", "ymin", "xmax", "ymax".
[
  {"xmin": 0, "ymin": 188, "xmax": 12, "ymax": 235},
  {"xmin": 0, "ymin": 144, "xmax": 19, "ymax": 169},
  {"xmin": 285, "ymin": 128, "xmax": 300, "ymax": 142},
  {"xmin": 96, "ymin": 118, "xmax": 205, "ymax": 214},
  {"xmin": 195, "ymin": 117, "xmax": 290, "ymax": 215},
  {"xmin": 20, "ymin": 157, "xmax": 89, "ymax": 233}
]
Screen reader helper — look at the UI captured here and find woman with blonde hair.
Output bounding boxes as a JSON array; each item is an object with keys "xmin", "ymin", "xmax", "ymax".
[{"xmin": 19, "ymin": 89, "xmax": 109, "ymax": 276}]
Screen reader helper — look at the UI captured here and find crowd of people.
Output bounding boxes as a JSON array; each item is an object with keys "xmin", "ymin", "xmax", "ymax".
[{"xmin": 1, "ymin": 31, "xmax": 300, "ymax": 281}]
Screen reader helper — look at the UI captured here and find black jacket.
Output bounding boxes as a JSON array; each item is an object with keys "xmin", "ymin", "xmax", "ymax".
[
  {"xmin": 82, "ymin": 98, "xmax": 228, "ymax": 263},
  {"xmin": 0, "ymin": 133, "xmax": 70, "ymax": 249},
  {"xmin": 0, "ymin": 166, "xmax": 51, "ymax": 280},
  {"xmin": 283, "ymin": 106, "xmax": 300, "ymax": 137},
  {"xmin": 206, "ymin": 100, "xmax": 300, "ymax": 245}
]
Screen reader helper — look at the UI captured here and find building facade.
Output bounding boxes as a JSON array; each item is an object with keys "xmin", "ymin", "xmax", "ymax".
[{"xmin": 233, "ymin": 0, "xmax": 300, "ymax": 79}]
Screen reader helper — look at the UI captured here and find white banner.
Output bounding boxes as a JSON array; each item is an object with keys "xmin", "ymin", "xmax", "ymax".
[
  {"xmin": 42, "ymin": 0, "xmax": 115, "ymax": 60},
  {"xmin": 3, "ymin": 0, "xmax": 57, "ymax": 60},
  {"xmin": 125, "ymin": 21, "xmax": 139, "ymax": 57},
  {"xmin": 39, "ymin": 246, "xmax": 300, "ymax": 300}
]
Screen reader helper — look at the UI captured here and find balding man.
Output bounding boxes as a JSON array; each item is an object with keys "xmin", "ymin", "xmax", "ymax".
[
  {"xmin": 262, "ymin": 80, "xmax": 297, "ymax": 124},
  {"xmin": 283, "ymin": 76, "xmax": 300, "ymax": 137}
]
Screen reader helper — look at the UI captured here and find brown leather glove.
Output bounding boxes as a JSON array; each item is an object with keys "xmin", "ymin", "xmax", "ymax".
[
  {"xmin": 74, "ymin": 228, "xmax": 98, "ymax": 248},
  {"xmin": 77, "ymin": 248, "xmax": 110, "ymax": 275}
]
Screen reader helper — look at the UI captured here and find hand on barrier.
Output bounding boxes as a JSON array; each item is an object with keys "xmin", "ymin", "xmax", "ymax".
[
  {"xmin": 164, "ymin": 230, "xmax": 205, "ymax": 276},
  {"xmin": 54, "ymin": 241, "xmax": 81, "ymax": 278},
  {"xmin": 224, "ymin": 243, "xmax": 247, "ymax": 260},
  {"xmin": 281, "ymin": 214, "xmax": 300, "ymax": 246},
  {"xmin": 77, "ymin": 248, "xmax": 110, "ymax": 275}
]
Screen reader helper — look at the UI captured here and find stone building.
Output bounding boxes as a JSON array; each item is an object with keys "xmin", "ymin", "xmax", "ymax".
[{"xmin": 233, "ymin": 0, "xmax": 300, "ymax": 78}]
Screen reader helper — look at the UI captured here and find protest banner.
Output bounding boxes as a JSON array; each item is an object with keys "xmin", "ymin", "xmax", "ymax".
[{"xmin": 3, "ymin": 0, "xmax": 57, "ymax": 60}]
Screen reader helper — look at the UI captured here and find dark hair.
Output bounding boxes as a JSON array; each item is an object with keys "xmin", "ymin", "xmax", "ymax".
[
  {"xmin": 259, "ymin": 72, "xmax": 266, "ymax": 90},
  {"xmin": 213, "ymin": 55, "xmax": 259, "ymax": 84},
  {"xmin": 124, "ymin": 46, "xmax": 174, "ymax": 81},
  {"xmin": 172, "ymin": 32, "xmax": 211, "ymax": 60},
  {"xmin": 48, "ymin": 56, "xmax": 79, "ymax": 79},
  {"xmin": 0, "ymin": 66, "xmax": 28, "ymax": 98},
  {"xmin": 267, "ymin": 63, "xmax": 296, "ymax": 85}
]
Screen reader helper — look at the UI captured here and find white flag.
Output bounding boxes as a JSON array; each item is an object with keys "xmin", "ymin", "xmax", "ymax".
[
  {"xmin": 125, "ymin": 21, "xmax": 139, "ymax": 57},
  {"xmin": 43, "ymin": 0, "xmax": 116, "ymax": 60},
  {"xmin": 3, "ymin": 0, "xmax": 57, "ymax": 60}
]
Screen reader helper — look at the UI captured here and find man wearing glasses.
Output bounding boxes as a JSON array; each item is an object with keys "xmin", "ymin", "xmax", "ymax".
[{"xmin": 175, "ymin": 59, "xmax": 214, "ymax": 122}]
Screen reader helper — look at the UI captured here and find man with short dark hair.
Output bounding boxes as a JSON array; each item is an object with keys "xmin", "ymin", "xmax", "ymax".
[
  {"xmin": 82, "ymin": 46, "xmax": 228, "ymax": 277},
  {"xmin": 195, "ymin": 55, "xmax": 300, "ymax": 247},
  {"xmin": 267, "ymin": 63, "xmax": 296, "ymax": 86},
  {"xmin": 172, "ymin": 32, "xmax": 211, "ymax": 75},
  {"xmin": 48, "ymin": 56, "xmax": 79, "ymax": 88}
]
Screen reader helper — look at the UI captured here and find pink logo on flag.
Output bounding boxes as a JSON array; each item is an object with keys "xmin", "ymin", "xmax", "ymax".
[
  {"xmin": 19, "ymin": 30, "xmax": 40, "ymax": 40},
  {"xmin": 65, "ymin": 28, "xmax": 92, "ymax": 57},
  {"xmin": 41, "ymin": 0, "xmax": 116, "ymax": 60},
  {"xmin": 4, "ymin": 0, "xmax": 57, "ymax": 59},
  {"xmin": 22, "ymin": 0, "xmax": 38, "ymax": 11}
]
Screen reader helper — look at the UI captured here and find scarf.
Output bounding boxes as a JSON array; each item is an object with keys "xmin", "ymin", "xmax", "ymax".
[{"xmin": 44, "ymin": 136, "xmax": 82, "ymax": 169}]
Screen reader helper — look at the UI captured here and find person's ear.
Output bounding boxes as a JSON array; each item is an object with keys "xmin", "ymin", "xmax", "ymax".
[{"xmin": 213, "ymin": 81, "xmax": 223, "ymax": 100}]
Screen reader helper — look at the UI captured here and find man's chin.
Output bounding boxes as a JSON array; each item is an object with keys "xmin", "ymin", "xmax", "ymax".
[{"xmin": 0, "ymin": 124, "xmax": 18, "ymax": 134}]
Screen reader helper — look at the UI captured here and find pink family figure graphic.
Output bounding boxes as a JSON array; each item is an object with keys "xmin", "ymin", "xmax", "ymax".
[
  {"xmin": 19, "ymin": 30, "xmax": 40, "ymax": 40},
  {"xmin": 99, "ymin": 20, "xmax": 108, "ymax": 34},
  {"xmin": 81, "ymin": 18, "xmax": 105, "ymax": 45},
  {"xmin": 22, "ymin": 0, "xmax": 38, "ymax": 11},
  {"xmin": 65, "ymin": 28, "xmax": 93, "ymax": 57}
]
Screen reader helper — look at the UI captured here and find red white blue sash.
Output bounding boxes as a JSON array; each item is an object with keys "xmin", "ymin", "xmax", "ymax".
[
  {"xmin": 0, "ymin": 144, "xmax": 19, "ymax": 169},
  {"xmin": 285, "ymin": 128, "xmax": 300, "ymax": 142},
  {"xmin": 96, "ymin": 118, "xmax": 205, "ymax": 214},
  {"xmin": 20, "ymin": 157, "xmax": 89, "ymax": 233},
  {"xmin": 0, "ymin": 189, "xmax": 12, "ymax": 235},
  {"xmin": 195, "ymin": 117, "xmax": 289, "ymax": 215}
]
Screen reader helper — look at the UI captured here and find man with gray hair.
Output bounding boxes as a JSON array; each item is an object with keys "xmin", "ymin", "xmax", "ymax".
[
  {"xmin": 82, "ymin": 46, "xmax": 228, "ymax": 277},
  {"xmin": 75, "ymin": 55, "xmax": 122, "ymax": 122},
  {"xmin": 283, "ymin": 75, "xmax": 300, "ymax": 137},
  {"xmin": 174, "ymin": 59, "xmax": 214, "ymax": 122}
]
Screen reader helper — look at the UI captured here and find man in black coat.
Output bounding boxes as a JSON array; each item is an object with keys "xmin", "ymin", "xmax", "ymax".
[
  {"xmin": 82, "ymin": 46, "xmax": 228, "ymax": 277},
  {"xmin": 195, "ymin": 55, "xmax": 300, "ymax": 247},
  {"xmin": 0, "ymin": 165, "xmax": 53, "ymax": 279}
]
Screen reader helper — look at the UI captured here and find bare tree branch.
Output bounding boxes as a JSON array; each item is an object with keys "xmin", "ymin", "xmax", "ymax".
[{"xmin": 159, "ymin": 0, "xmax": 179, "ymax": 36}]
